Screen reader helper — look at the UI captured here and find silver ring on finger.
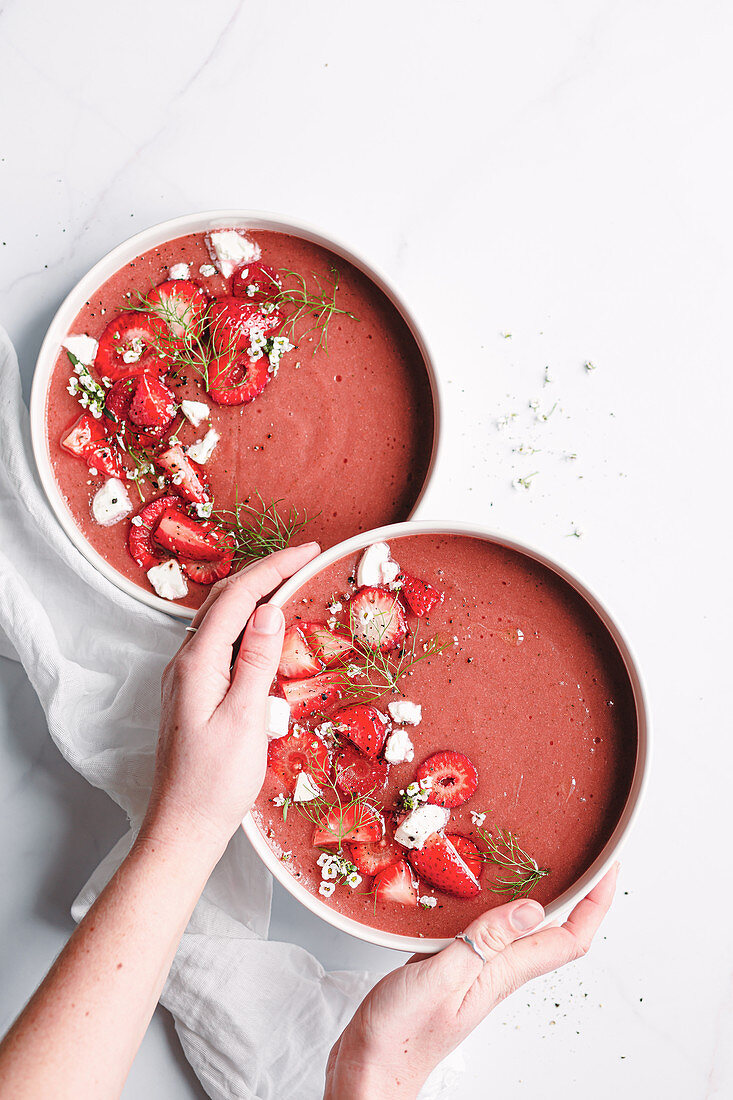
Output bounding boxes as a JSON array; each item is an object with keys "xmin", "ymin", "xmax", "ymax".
[
  {"xmin": 454, "ymin": 932, "xmax": 486, "ymax": 964},
  {"xmin": 185, "ymin": 626, "xmax": 198, "ymax": 633}
]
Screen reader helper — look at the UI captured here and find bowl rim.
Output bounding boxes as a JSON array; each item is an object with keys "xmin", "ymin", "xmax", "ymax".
[
  {"xmin": 29, "ymin": 208, "xmax": 443, "ymax": 620},
  {"xmin": 242, "ymin": 519, "xmax": 651, "ymax": 955}
]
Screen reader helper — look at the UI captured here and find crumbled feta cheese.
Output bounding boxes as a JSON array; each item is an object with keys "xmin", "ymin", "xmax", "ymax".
[
  {"xmin": 357, "ymin": 541, "xmax": 400, "ymax": 588},
  {"xmin": 61, "ymin": 334, "xmax": 98, "ymax": 367},
  {"xmin": 91, "ymin": 478, "xmax": 133, "ymax": 527},
  {"xmin": 388, "ymin": 700, "xmax": 422, "ymax": 726},
  {"xmin": 384, "ymin": 729, "xmax": 414, "ymax": 765},
  {"xmin": 187, "ymin": 427, "xmax": 220, "ymax": 465},
  {"xmin": 395, "ymin": 804, "xmax": 450, "ymax": 850},
  {"xmin": 293, "ymin": 772, "xmax": 322, "ymax": 802},
  {"xmin": 208, "ymin": 229, "xmax": 261, "ymax": 277},
  {"xmin": 470, "ymin": 811, "xmax": 487, "ymax": 828},
  {"xmin": 265, "ymin": 696, "xmax": 291, "ymax": 740},
  {"xmin": 180, "ymin": 399, "xmax": 211, "ymax": 427},
  {"xmin": 199, "ymin": 263, "xmax": 217, "ymax": 277},
  {"xmin": 169, "ymin": 262, "xmax": 190, "ymax": 280},
  {"xmin": 121, "ymin": 337, "xmax": 144, "ymax": 364},
  {"xmin": 147, "ymin": 559, "xmax": 188, "ymax": 601},
  {"xmin": 328, "ymin": 600, "xmax": 342, "ymax": 614}
]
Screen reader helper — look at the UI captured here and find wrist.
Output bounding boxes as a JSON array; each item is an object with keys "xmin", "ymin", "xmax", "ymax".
[
  {"xmin": 325, "ymin": 1047, "xmax": 424, "ymax": 1100},
  {"xmin": 137, "ymin": 799, "xmax": 231, "ymax": 875}
]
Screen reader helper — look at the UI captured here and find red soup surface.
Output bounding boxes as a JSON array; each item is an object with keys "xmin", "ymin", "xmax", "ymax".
[
  {"xmin": 45, "ymin": 229, "xmax": 434, "ymax": 609},
  {"xmin": 253, "ymin": 534, "xmax": 638, "ymax": 941}
]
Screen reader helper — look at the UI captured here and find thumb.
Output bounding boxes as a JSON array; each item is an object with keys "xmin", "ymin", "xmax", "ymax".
[{"xmin": 226, "ymin": 602, "xmax": 285, "ymax": 713}]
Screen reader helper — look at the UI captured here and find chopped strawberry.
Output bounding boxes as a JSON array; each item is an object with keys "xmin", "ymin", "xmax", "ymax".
[
  {"xmin": 278, "ymin": 625, "xmax": 324, "ymax": 680},
  {"xmin": 333, "ymin": 704, "xmax": 389, "ymax": 758},
  {"xmin": 207, "ymin": 350, "xmax": 271, "ymax": 406},
  {"xmin": 349, "ymin": 587, "xmax": 407, "ymax": 652},
  {"xmin": 153, "ymin": 509, "xmax": 226, "ymax": 562},
  {"xmin": 127, "ymin": 494, "xmax": 179, "ymax": 570},
  {"xmin": 95, "ymin": 313, "xmax": 168, "ymax": 383},
  {"xmin": 281, "ymin": 671, "xmax": 345, "ymax": 719},
  {"xmin": 299, "ymin": 622, "xmax": 353, "ymax": 666},
  {"xmin": 408, "ymin": 832, "xmax": 481, "ymax": 898},
  {"xmin": 105, "ymin": 375, "xmax": 139, "ymax": 424},
  {"xmin": 268, "ymin": 728, "xmax": 331, "ymax": 792},
  {"xmin": 446, "ymin": 834, "xmax": 483, "ymax": 880},
  {"xmin": 180, "ymin": 551, "xmax": 234, "ymax": 585},
  {"xmin": 209, "ymin": 297, "xmax": 283, "ymax": 356},
  {"xmin": 146, "ymin": 279, "xmax": 208, "ymax": 347},
  {"xmin": 87, "ymin": 440, "xmax": 124, "ymax": 479},
  {"xmin": 129, "ymin": 373, "xmax": 177, "ymax": 429},
  {"xmin": 399, "ymin": 573, "xmax": 444, "ymax": 617},
  {"xmin": 344, "ymin": 835, "xmax": 403, "ymax": 876},
  {"xmin": 334, "ymin": 743, "xmax": 389, "ymax": 798},
  {"xmin": 311, "ymin": 801, "xmax": 383, "ymax": 848},
  {"xmin": 60, "ymin": 413, "xmax": 122, "ymax": 478},
  {"xmin": 373, "ymin": 860, "xmax": 418, "ymax": 906},
  {"xmin": 156, "ymin": 443, "xmax": 210, "ymax": 505},
  {"xmin": 230, "ymin": 261, "xmax": 282, "ymax": 302},
  {"xmin": 416, "ymin": 750, "xmax": 479, "ymax": 808}
]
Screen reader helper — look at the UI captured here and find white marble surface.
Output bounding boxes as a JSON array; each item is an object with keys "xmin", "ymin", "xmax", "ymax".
[{"xmin": 1, "ymin": 1, "xmax": 732, "ymax": 1096}]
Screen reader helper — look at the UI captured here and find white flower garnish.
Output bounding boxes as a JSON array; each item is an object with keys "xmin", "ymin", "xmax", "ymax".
[{"xmin": 318, "ymin": 881, "xmax": 335, "ymax": 898}]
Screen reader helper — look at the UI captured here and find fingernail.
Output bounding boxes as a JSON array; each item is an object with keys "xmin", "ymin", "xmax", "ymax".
[
  {"xmin": 510, "ymin": 901, "xmax": 544, "ymax": 931},
  {"xmin": 252, "ymin": 603, "xmax": 284, "ymax": 635}
]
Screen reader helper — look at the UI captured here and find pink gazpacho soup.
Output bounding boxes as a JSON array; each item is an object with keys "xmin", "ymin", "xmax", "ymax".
[
  {"xmin": 253, "ymin": 535, "xmax": 637, "ymax": 941},
  {"xmin": 45, "ymin": 228, "xmax": 434, "ymax": 609}
]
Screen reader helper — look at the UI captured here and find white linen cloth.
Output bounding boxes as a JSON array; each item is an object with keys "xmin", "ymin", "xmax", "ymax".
[{"xmin": 0, "ymin": 328, "xmax": 462, "ymax": 1098}]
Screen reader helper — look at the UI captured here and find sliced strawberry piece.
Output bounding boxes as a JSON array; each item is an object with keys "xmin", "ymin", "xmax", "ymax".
[
  {"xmin": 129, "ymin": 373, "xmax": 177, "ymax": 429},
  {"xmin": 447, "ymin": 834, "xmax": 483, "ymax": 880},
  {"xmin": 399, "ymin": 573, "xmax": 444, "ymax": 617},
  {"xmin": 207, "ymin": 350, "xmax": 271, "ymax": 406},
  {"xmin": 311, "ymin": 801, "xmax": 383, "ymax": 848},
  {"xmin": 156, "ymin": 443, "xmax": 210, "ymax": 505},
  {"xmin": 60, "ymin": 411, "xmax": 108, "ymax": 458},
  {"xmin": 209, "ymin": 297, "xmax": 283, "ymax": 355},
  {"xmin": 268, "ymin": 728, "xmax": 331, "ymax": 792},
  {"xmin": 146, "ymin": 279, "xmax": 208, "ymax": 347},
  {"xmin": 105, "ymin": 375, "xmax": 139, "ymax": 424},
  {"xmin": 277, "ymin": 625, "xmax": 323, "ymax": 680},
  {"xmin": 334, "ymin": 743, "xmax": 389, "ymax": 798},
  {"xmin": 333, "ymin": 704, "xmax": 389, "ymax": 758},
  {"xmin": 230, "ymin": 262, "xmax": 282, "ymax": 302},
  {"xmin": 299, "ymin": 622, "xmax": 353, "ymax": 666},
  {"xmin": 86, "ymin": 440, "xmax": 124, "ymax": 479},
  {"xmin": 344, "ymin": 835, "xmax": 403, "ymax": 876},
  {"xmin": 408, "ymin": 832, "xmax": 481, "ymax": 898},
  {"xmin": 416, "ymin": 750, "xmax": 479, "ymax": 808},
  {"xmin": 153, "ymin": 509, "xmax": 226, "ymax": 562},
  {"xmin": 281, "ymin": 671, "xmax": 345, "ymax": 719},
  {"xmin": 127, "ymin": 494, "xmax": 179, "ymax": 570},
  {"xmin": 349, "ymin": 587, "xmax": 407, "ymax": 652},
  {"xmin": 95, "ymin": 313, "xmax": 168, "ymax": 383},
  {"xmin": 180, "ymin": 551, "xmax": 234, "ymax": 585},
  {"xmin": 373, "ymin": 860, "xmax": 418, "ymax": 906}
]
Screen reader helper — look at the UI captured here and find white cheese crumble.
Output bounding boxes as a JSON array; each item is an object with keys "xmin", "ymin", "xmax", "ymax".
[
  {"xmin": 169, "ymin": 262, "xmax": 190, "ymax": 280},
  {"xmin": 91, "ymin": 478, "xmax": 133, "ymax": 527},
  {"xmin": 121, "ymin": 336, "xmax": 144, "ymax": 364},
  {"xmin": 199, "ymin": 263, "xmax": 217, "ymax": 277},
  {"xmin": 357, "ymin": 541, "xmax": 401, "ymax": 588},
  {"xmin": 293, "ymin": 772, "xmax": 322, "ymax": 802},
  {"xmin": 187, "ymin": 427, "xmax": 220, "ymax": 465},
  {"xmin": 265, "ymin": 696, "xmax": 290, "ymax": 740},
  {"xmin": 180, "ymin": 399, "xmax": 211, "ymax": 427},
  {"xmin": 388, "ymin": 699, "xmax": 422, "ymax": 726},
  {"xmin": 61, "ymin": 334, "xmax": 98, "ymax": 367},
  {"xmin": 208, "ymin": 229, "xmax": 261, "ymax": 277},
  {"xmin": 384, "ymin": 729, "xmax": 414, "ymax": 765},
  {"xmin": 147, "ymin": 559, "xmax": 188, "ymax": 601},
  {"xmin": 395, "ymin": 804, "xmax": 450, "ymax": 850}
]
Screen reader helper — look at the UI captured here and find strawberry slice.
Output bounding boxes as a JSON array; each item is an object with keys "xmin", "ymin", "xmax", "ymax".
[
  {"xmin": 278, "ymin": 625, "xmax": 323, "ymax": 680},
  {"xmin": 156, "ymin": 443, "xmax": 210, "ymax": 504},
  {"xmin": 207, "ymin": 350, "xmax": 271, "ymax": 406},
  {"xmin": 447, "ymin": 834, "xmax": 483, "ymax": 880},
  {"xmin": 334, "ymin": 743, "xmax": 389, "ymax": 798},
  {"xmin": 129, "ymin": 373, "xmax": 177, "ymax": 429},
  {"xmin": 399, "ymin": 573, "xmax": 444, "ymax": 617},
  {"xmin": 333, "ymin": 704, "xmax": 389, "ymax": 758},
  {"xmin": 373, "ymin": 860, "xmax": 418, "ymax": 906},
  {"xmin": 153, "ymin": 509, "xmax": 226, "ymax": 562},
  {"xmin": 349, "ymin": 587, "xmax": 407, "ymax": 652},
  {"xmin": 416, "ymin": 750, "xmax": 479, "ymax": 808},
  {"xmin": 180, "ymin": 551, "xmax": 234, "ymax": 586},
  {"xmin": 311, "ymin": 801, "xmax": 383, "ymax": 848},
  {"xmin": 344, "ymin": 836, "xmax": 403, "ymax": 876},
  {"xmin": 230, "ymin": 261, "xmax": 282, "ymax": 302},
  {"xmin": 146, "ymin": 279, "xmax": 208, "ymax": 347},
  {"xmin": 209, "ymin": 297, "xmax": 283, "ymax": 356},
  {"xmin": 87, "ymin": 440, "xmax": 124, "ymax": 479},
  {"xmin": 95, "ymin": 313, "xmax": 168, "ymax": 383},
  {"xmin": 127, "ymin": 494, "xmax": 179, "ymax": 570},
  {"xmin": 268, "ymin": 728, "xmax": 331, "ymax": 792},
  {"xmin": 60, "ymin": 413, "xmax": 122, "ymax": 478},
  {"xmin": 408, "ymin": 832, "xmax": 481, "ymax": 898},
  {"xmin": 281, "ymin": 671, "xmax": 345, "ymax": 719},
  {"xmin": 300, "ymin": 622, "xmax": 353, "ymax": 666}
]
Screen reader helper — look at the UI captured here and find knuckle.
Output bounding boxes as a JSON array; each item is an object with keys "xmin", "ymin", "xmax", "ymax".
[
  {"xmin": 474, "ymin": 923, "xmax": 512, "ymax": 956},
  {"xmin": 237, "ymin": 646, "xmax": 274, "ymax": 674}
]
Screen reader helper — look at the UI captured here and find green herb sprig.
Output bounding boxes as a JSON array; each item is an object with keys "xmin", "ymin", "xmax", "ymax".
[{"xmin": 475, "ymin": 823, "xmax": 549, "ymax": 899}]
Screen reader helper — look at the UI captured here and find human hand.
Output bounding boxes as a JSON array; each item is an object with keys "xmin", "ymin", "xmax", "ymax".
[
  {"xmin": 140, "ymin": 543, "xmax": 320, "ymax": 861},
  {"xmin": 325, "ymin": 864, "xmax": 619, "ymax": 1100}
]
